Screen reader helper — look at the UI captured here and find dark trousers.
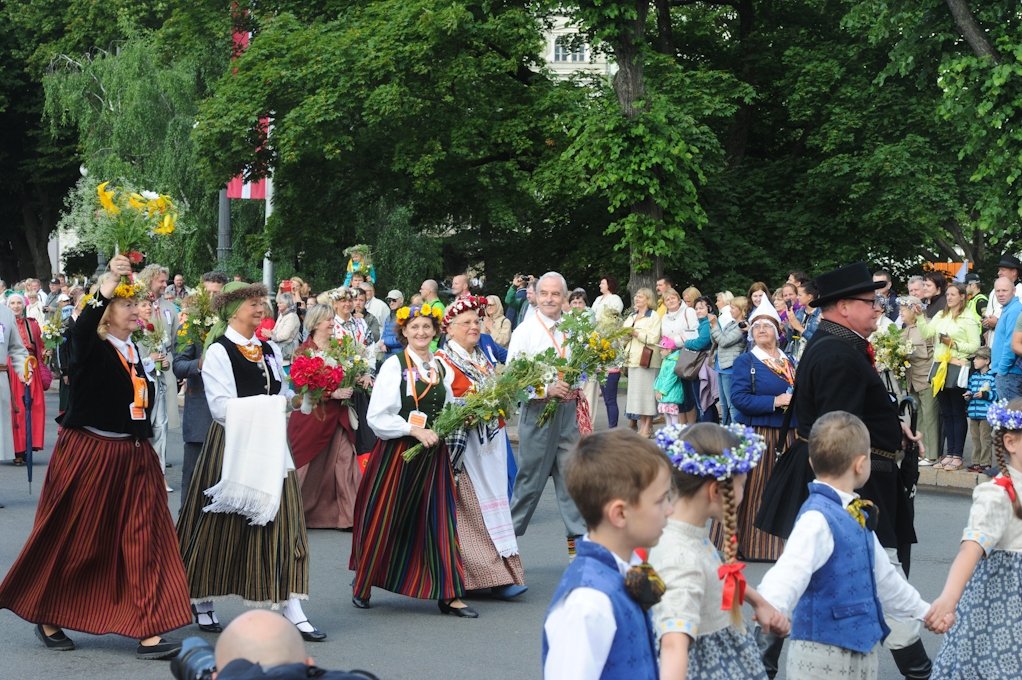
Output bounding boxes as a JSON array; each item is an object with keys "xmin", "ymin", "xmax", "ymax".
[
  {"xmin": 602, "ymin": 371, "xmax": 620, "ymax": 428},
  {"xmin": 937, "ymin": 387, "xmax": 967, "ymax": 457}
]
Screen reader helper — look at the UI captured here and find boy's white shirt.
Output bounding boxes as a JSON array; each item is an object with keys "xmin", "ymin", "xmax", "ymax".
[
  {"xmin": 757, "ymin": 481, "xmax": 929, "ymax": 621},
  {"xmin": 544, "ymin": 536, "xmax": 641, "ymax": 680}
]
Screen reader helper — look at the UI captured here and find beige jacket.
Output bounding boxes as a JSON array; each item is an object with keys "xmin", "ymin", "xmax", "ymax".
[{"xmin": 623, "ymin": 311, "xmax": 663, "ymax": 369}]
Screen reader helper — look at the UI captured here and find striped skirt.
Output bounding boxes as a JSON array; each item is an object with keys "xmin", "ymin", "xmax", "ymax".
[
  {"xmin": 349, "ymin": 437, "xmax": 464, "ymax": 600},
  {"xmin": 177, "ymin": 423, "xmax": 309, "ymax": 605},
  {"xmin": 0, "ymin": 428, "xmax": 191, "ymax": 637},
  {"xmin": 711, "ymin": 425, "xmax": 790, "ymax": 562}
]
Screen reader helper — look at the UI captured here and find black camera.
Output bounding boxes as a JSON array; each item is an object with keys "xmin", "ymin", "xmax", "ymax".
[
  {"xmin": 738, "ymin": 321, "xmax": 748, "ymax": 330},
  {"xmin": 170, "ymin": 636, "xmax": 216, "ymax": 680}
]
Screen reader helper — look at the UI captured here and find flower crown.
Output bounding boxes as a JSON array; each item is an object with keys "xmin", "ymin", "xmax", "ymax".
[
  {"xmin": 655, "ymin": 423, "xmax": 766, "ymax": 480},
  {"xmin": 395, "ymin": 304, "xmax": 443, "ymax": 326},
  {"xmin": 441, "ymin": 295, "xmax": 487, "ymax": 331},
  {"xmin": 987, "ymin": 400, "xmax": 1022, "ymax": 431},
  {"xmin": 80, "ymin": 278, "xmax": 146, "ymax": 308}
]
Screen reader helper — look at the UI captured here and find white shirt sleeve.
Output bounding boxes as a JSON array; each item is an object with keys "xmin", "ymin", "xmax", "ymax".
[
  {"xmin": 873, "ymin": 534, "xmax": 928, "ymax": 620},
  {"xmin": 756, "ymin": 510, "xmax": 833, "ymax": 617},
  {"xmin": 544, "ymin": 588, "xmax": 617, "ymax": 680},
  {"xmin": 201, "ymin": 343, "xmax": 236, "ymax": 425},
  {"xmin": 366, "ymin": 354, "xmax": 412, "ymax": 438}
]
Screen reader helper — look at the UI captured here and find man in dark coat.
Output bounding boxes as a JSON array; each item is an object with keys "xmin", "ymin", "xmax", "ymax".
[
  {"xmin": 756, "ymin": 262, "xmax": 931, "ymax": 680},
  {"xmin": 172, "ymin": 272, "xmax": 226, "ymax": 510}
]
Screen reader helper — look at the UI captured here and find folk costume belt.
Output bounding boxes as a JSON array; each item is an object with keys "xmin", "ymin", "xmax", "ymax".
[{"xmin": 797, "ymin": 434, "xmax": 899, "ymax": 461}]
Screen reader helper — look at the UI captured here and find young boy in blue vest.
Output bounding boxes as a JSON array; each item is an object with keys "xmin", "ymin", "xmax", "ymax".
[
  {"xmin": 542, "ymin": 429, "xmax": 673, "ymax": 680},
  {"xmin": 756, "ymin": 411, "xmax": 930, "ymax": 679}
]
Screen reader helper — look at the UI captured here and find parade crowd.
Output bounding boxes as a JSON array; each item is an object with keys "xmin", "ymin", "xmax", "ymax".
[{"xmin": 1, "ymin": 244, "xmax": 1021, "ymax": 680}]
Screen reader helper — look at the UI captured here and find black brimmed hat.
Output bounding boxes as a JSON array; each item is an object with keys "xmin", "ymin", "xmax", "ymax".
[{"xmin": 812, "ymin": 262, "xmax": 885, "ymax": 307}]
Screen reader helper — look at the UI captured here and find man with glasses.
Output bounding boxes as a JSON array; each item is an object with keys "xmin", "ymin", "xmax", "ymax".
[
  {"xmin": 755, "ymin": 262, "xmax": 932, "ymax": 680},
  {"xmin": 378, "ymin": 290, "xmax": 405, "ymax": 361}
]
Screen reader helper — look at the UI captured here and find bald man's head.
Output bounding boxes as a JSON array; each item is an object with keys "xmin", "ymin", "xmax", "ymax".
[{"xmin": 215, "ymin": 610, "xmax": 310, "ymax": 671}]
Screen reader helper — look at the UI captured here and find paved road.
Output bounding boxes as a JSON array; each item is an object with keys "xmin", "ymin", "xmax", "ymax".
[{"xmin": 0, "ymin": 392, "xmax": 969, "ymax": 679}]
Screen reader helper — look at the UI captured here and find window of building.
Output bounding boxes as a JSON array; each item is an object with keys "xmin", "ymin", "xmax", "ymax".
[{"xmin": 553, "ymin": 36, "xmax": 588, "ymax": 63}]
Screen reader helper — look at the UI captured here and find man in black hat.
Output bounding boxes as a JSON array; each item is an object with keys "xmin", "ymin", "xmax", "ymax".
[
  {"xmin": 756, "ymin": 262, "xmax": 931, "ymax": 679},
  {"xmin": 981, "ymin": 253, "xmax": 1022, "ymax": 332}
]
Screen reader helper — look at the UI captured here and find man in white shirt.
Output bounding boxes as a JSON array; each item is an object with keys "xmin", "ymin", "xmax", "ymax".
[
  {"xmin": 359, "ymin": 281, "xmax": 389, "ymax": 331},
  {"xmin": 450, "ymin": 273, "xmax": 471, "ymax": 300},
  {"xmin": 507, "ymin": 272, "xmax": 586, "ymax": 553},
  {"xmin": 982, "ymin": 253, "xmax": 1022, "ymax": 330}
]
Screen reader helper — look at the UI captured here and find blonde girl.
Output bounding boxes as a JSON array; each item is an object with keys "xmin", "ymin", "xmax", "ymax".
[
  {"xmin": 925, "ymin": 398, "xmax": 1022, "ymax": 677},
  {"xmin": 649, "ymin": 423, "xmax": 788, "ymax": 679}
]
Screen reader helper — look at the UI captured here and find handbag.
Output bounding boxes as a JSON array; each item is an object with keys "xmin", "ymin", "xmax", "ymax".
[
  {"xmin": 23, "ymin": 320, "xmax": 52, "ymax": 390},
  {"xmin": 928, "ymin": 361, "xmax": 969, "ymax": 392},
  {"xmin": 674, "ymin": 347, "xmax": 708, "ymax": 381},
  {"xmin": 639, "ymin": 345, "xmax": 653, "ymax": 369}
]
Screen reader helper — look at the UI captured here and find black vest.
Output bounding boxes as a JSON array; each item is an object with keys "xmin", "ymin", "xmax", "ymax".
[{"xmin": 216, "ymin": 336, "xmax": 282, "ymax": 397}]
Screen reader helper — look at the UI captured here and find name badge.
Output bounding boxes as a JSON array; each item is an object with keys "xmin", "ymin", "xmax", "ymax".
[
  {"xmin": 408, "ymin": 410, "xmax": 428, "ymax": 428},
  {"xmin": 129, "ymin": 404, "xmax": 146, "ymax": 421}
]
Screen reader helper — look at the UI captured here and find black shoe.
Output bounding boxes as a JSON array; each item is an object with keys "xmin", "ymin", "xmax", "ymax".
[
  {"xmin": 137, "ymin": 637, "xmax": 182, "ymax": 660},
  {"xmin": 890, "ymin": 638, "xmax": 932, "ymax": 680},
  {"xmin": 351, "ymin": 595, "xmax": 371, "ymax": 609},
  {"xmin": 191, "ymin": 605, "xmax": 223, "ymax": 633},
  {"xmin": 438, "ymin": 599, "xmax": 479, "ymax": 618},
  {"xmin": 293, "ymin": 621, "xmax": 327, "ymax": 642},
  {"xmin": 35, "ymin": 624, "xmax": 75, "ymax": 651}
]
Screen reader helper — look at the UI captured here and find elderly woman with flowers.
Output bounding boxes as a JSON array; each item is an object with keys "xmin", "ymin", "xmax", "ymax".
[
  {"xmin": 287, "ymin": 303, "xmax": 361, "ymax": 530},
  {"xmin": 350, "ymin": 303, "xmax": 476, "ymax": 618},
  {"xmin": 435, "ymin": 296, "xmax": 526, "ymax": 601},
  {"xmin": 0, "ymin": 254, "xmax": 190, "ymax": 660}
]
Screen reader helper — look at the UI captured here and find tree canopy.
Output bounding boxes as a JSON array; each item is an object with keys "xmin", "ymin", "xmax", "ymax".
[{"xmin": 6, "ymin": 0, "xmax": 1018, "ymax": 291}]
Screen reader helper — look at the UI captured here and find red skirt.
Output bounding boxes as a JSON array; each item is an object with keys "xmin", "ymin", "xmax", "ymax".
[
  {"xmin": 0, "ymin": 428, "xmax": 191, "ymax": 637},
  {"xmin": 8, "ymin": 360, "xmax": 45, "ymax": 453}
]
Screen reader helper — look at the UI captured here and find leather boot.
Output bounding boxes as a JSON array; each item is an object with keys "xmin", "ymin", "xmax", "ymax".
[
  {"xmin": 891, "ymin": 639, "xmax": 932, "ymax": 679},
  {"xmin": 755, "ymin": 627, "xmax": 784, "ymax": 679}
]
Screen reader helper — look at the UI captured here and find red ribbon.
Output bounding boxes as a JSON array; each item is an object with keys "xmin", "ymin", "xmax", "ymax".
[
  {"xmin": 718, "ymin": 561, "xmax": 747, "ymax": 611},
  {"xmin": 994, "ymin": 475, "xmax": 1017, "ymax": 503},
  {"xmin": 866, "ymin": 341, "xmax": 876, "ymax": 368},
  {"xmin": 572, "ymin": 389, "xmax": 593, "ymax": 436}
]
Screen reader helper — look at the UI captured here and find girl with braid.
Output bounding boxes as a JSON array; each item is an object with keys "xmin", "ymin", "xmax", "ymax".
[
  {"xmin": 925, "ymin": 398, "xmax": 1022, "ymax": 678},
  {"xmin": 650, "ymin": 423, "xmax": 788, "ymax": 679}
]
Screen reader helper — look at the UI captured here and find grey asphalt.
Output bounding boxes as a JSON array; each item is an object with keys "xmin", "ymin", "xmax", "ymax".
[{"xmin": 0, "ymin": 391, "xmax": 969, "ymax": 679}]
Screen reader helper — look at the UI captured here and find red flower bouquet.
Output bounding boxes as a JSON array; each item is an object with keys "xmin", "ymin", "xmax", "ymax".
[{"xmin": 291, "ymin": 351, "xmax": 345, "ymax": 413}]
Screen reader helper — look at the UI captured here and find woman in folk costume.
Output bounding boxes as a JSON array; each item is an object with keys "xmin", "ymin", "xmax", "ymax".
[
  {"xmin": 434, "ymin": 296, "xmax": 527, "ymax": 599},
  {"xmin": 350, "ymin": 304, "xmax": 475, "ymax": 617},
  {"xmin": 176, "ymin": 281, "xmax": 325, "ymax": 642},
  {"xmin": 6, "ymin": 293, "xmax": 46, "ymax": 465},
  {"xmin": 711, "ymin": 298, "xmax": 796, "ymax": 562},
  {"xmin": 0, "ymin": 254, "xmax": 190, "ymax": 660},
  {"xmin": 287, "ymin": 303, "xmax": 362, "ymax": 529}
]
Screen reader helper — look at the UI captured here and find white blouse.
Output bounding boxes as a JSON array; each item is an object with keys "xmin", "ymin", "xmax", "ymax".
[
  {"xmin": 366, "ymin": 351, "xmax": 453, "ymax": 439},
  {"xmin": 962, "ymin": 465, "xmax": 1022, "ymax": 554},
  {"xmin": 649, "ymin": 518, "xmax": 730, "ymax": 640},
  {"xmin": 202, "ymin": 326, "xmax": 290, "ymax": 425}
]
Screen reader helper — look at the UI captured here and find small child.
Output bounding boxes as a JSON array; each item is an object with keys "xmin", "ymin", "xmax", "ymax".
[
  {"xmin": 925, "ymin": 398, "xmax": 1022, "ymax": 676},
  {"xmin": 654, "ymin": 337, "xmax": 686, "ymax": 425},
  {"xmin": 649, "ymin": 423, "xmax": 788, "ymax": 680},
  {"xmin": 543, "ymin": 430, "xmax": 673, "ymax": 680},
  {"xmin": 964, "ymin": 347, "xmax": 997, "ymax": 473},
  {"xmin": 757, "ymin": 411, "xmax": 929, "ymax": 679},
  {"xmin": 342, "ymin": 244, "xmax": 376, "ymax": 286}
]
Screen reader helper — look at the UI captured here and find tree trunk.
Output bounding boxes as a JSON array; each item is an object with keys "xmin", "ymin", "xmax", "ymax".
[
  {"xmin": 725, "ymin": 0, "xmax": 755, "ymax": 165},
  {"xmin": 945, "ymin": 0, "xmax": 1000, "ymax": 61},
  {"xmin": 16, "ymin": 183, "xmax": 56, "ymax": 280},
  {"xmin": 609, "ymin": 1, "xmax": 664, "ymax": 295}
]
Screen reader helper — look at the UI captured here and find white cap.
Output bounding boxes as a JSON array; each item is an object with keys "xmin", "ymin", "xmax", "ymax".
[{"xmin": 748, "ymin": 298, "xmax": 782, "ymax": 327}]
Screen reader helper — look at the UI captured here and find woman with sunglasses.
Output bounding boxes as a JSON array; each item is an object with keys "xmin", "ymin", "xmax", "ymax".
[{"xmin": 711, "ymin": 298, "xmax": 796, "ymax": 562}]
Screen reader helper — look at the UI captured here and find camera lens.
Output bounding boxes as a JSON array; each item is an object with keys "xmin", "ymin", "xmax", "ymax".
[{"xmin": 170, "ymin": 637, "xmax": 216, "ymax": 680}]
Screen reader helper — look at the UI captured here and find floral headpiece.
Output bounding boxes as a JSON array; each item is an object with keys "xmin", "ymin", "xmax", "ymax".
[
  {"xmin": 655, "ymin": 423, "xmax": 765, "ymax": 481},
  {"xmin": 395, "ymin": 304, "xmax": 443, "ymax": 326},
  {"xmin": 441, "ymin": 295, "xmax": 487, "ymax": 331},
  {"xmin": 328, "ymin": 287, "xmax": 356, "ymax": 302},
  {"xmin": 343, "ymin": 244, "xmax": 372, "ymax": 260},
  {"xmin": 987, "ymin": 400, "xmax": 1022, "ymax": 431}
]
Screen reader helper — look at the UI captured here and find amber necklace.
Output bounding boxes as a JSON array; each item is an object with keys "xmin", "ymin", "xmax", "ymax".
[{"xmin": 235, "ymin": 341, "xmax": 264, "ymax": 363}]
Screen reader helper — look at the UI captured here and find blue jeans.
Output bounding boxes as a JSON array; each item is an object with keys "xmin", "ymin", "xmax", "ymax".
[
  {"xmin": 996, "ymin": 373, "xmax": 1022, "ymax": 402},
  {"xmin": 937, "ymin": 387, "xmax": 968, "ymax": 457},
  {"xmin": 602, "ymin": 371, "xmax": 621, "ymax": 428},
  {"xmin": 718, "ymin": 372, "xmax": 739, "ymax": 426}
]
